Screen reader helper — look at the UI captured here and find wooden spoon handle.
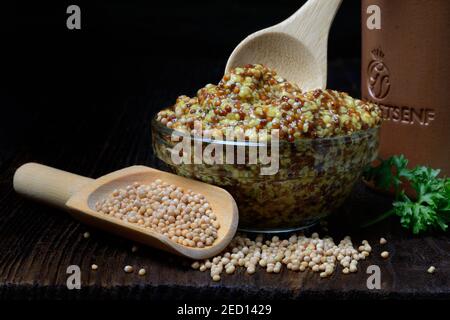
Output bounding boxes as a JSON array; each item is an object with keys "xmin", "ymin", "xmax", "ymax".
[
  {"xmin": 13, "ymin": 163, "xmax": 94, "ymax": 209},
  {"xmin": 281, "ymin": 0, "xmax": 342, "ymax": 44}
]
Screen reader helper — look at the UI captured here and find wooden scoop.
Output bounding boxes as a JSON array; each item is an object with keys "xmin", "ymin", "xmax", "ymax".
[
  {"xmin": 225, "ymin": 0, "xmax": 342, "ymax": 91},
  {"xmin": 13, "ymin": 163, "xmax": 239, "ymax": 260}
]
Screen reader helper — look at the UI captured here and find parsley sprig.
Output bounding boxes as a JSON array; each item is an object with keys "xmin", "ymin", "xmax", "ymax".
[{"xmin": 362, "ymin": 155, "xmax": 450, "ymax": 234}]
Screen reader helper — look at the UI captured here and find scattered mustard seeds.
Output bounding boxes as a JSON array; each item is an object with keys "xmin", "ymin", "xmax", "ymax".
[{"xmin": 192, "ymin": 233, "xmax": 372, "ymax": 281}]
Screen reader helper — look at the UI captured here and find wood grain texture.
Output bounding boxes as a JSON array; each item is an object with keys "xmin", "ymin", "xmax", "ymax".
[
  {"xmin": 14, "ymin": 163, "xmax": 94, "ymax": 209},
  {"xmin": 226, "ymin": 0, "xmax": 343, "ymax": 90},
  {"xmin": 1, "ymin": 59, "xmax": 448, "ymax": 300},
  {"xmin": 13, "ymin": 163, "xmax": 239, "ymax": 260}
]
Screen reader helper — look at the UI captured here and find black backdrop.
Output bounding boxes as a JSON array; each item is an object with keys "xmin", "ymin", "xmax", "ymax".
[
  {"xmin": 3, "ymin": 0, "xmax": 362, "ymax": 167},
  {"xmin": 10, "ymin": 1, "xmax": 361, "ymax": 58}
]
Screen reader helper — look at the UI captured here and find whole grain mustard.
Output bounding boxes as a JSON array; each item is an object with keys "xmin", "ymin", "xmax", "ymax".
[
  {"xmin": 157, "ymin": 64, "xmax": 381, "ymax": 141},
  {"xmin": 153, "ymin": 64, "xmax": 382, "ymax": 231}
]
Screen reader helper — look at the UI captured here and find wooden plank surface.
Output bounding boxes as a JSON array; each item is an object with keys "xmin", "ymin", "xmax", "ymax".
[{"xmin": 1, "ymin": 59, "xmax": 449, "ymax": 300}]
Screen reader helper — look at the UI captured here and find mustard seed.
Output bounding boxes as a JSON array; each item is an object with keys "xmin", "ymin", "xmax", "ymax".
[
  {"xmin": 138, "ymin": 268, "xmax": 146, "ymax": 276},
  {"xmin": 191, "ymin": 233, "xmax": 372, "ymax": 281},
  {"xmin": 157, "ymin": 64, "xmax": 381, "ymax": 141},
  {"xmin": 124, "ymin": 265, "xmax": 133, "ymax": 273},
  {"xmin": 95, "ymin": 181, "xmax": 219, "ymax": 248},
  {"xmin": 226, "ymin": 265, "xmax": 236, "ymax": 274}
]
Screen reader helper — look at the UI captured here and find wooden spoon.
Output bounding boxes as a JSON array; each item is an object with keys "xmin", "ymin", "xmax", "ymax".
[
  {"xmin": 13, "ymin": 163, "xmax": 239, "ymax": 260},
  {"xmin": 225, "ymin": 0, "xmax": 342, "ymax": 91}
]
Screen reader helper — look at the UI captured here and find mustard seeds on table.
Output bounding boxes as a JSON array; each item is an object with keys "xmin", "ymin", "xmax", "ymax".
[
  {"xmin": 124, "ymin": 265, "xmax": 134, "ymax": 273},
  {"xmin": 192, "ymin": 233, "xmax": 373, "ymax": 281},
  {"xmin": 138, "ymin": 268, "xmax": 147, "ymax": 276},
  {"xmin": 95, "ymin": 180, "xmax": 220, "ymax": 248}
]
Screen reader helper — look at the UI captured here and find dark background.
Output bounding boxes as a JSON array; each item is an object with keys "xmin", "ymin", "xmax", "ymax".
[
  {"xmin": 2, "ymin": 1, "xmax": 450, "ymax": 303},
  {"xmin": 2, "ymin": 0, "xmax": 361, "ymax": 172}
]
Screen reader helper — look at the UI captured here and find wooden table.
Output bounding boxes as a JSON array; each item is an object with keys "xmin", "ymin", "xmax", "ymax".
[{"xmin": 1, "ymin": 59, "xmax": 449, "ymax": 300}]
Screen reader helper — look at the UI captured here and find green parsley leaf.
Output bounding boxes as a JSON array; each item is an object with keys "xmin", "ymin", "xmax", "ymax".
[
  {"xmin": 364, "ymin": 155, "xmax": 406, "ymax": 194},
  {"xmin": 362, "ymin": 155, "xmax": 450, "ymax": 234}
]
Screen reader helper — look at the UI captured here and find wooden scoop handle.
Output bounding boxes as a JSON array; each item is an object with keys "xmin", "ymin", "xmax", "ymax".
[{"xmin": 13, "ymin": 163, "xmax": 94, "ymax": 209}]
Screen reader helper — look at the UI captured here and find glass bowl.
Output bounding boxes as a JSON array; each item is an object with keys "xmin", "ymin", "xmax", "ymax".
[{"xmin": 151, "ymin": 118, "xmax": 380, "ymax": 233}]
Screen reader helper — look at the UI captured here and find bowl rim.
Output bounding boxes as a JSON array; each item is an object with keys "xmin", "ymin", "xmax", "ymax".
[{"xmin": 151, "ymin": 116, "xmax": 380, "ymax": 147}]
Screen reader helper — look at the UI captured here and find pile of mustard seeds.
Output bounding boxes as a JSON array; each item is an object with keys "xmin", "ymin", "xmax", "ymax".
[
  {"xmin": 191, "ymin": 233, "xmax": 372, "ymax": 281},
  {"xmin": 95, "ymin": 180, "xmax": 220, "ymax": 248}
]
